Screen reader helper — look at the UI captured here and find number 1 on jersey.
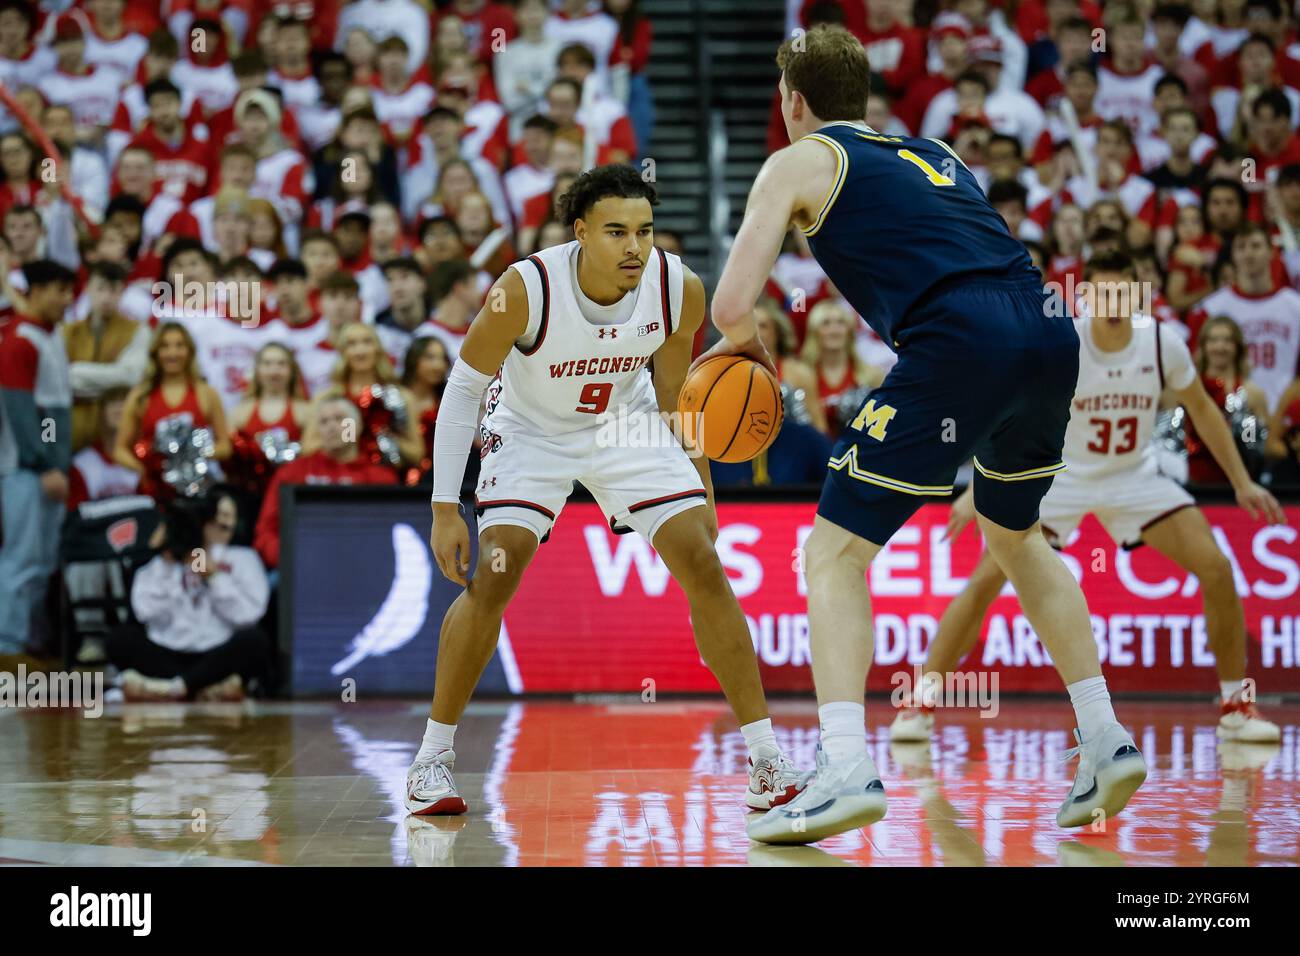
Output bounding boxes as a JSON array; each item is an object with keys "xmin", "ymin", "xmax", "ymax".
[{"xmin": 897, "ymin": 149, "xmax": 956, "ymax": 186}]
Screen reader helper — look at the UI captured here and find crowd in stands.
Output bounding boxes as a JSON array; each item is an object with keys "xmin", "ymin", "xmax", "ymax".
[
  {"xmin": 0, "ymin": 0, "xmax": 1298, "ymax": 691},
  {"xmin": 0, "ymin": 0, "xmax": 656, "ymax": 684},
  {"xmin": 747, "ymin": 0, "xmax": 1300, "ymax": 493}
]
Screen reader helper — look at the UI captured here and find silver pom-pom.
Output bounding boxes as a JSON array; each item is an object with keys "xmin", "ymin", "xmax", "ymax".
[
  {"xmin": 257, "ymin": 427, "xmax": 301, "ymax": 465},
  {"xmin": 1152, "ymin": 407, "xmax": 1187, "ymax": 455},
  {"xmin": 154, "ymin": 417, "xmax": 219, "ymax": 496},
  {"xmin": 375, "ymin": 383, "xmax": 409, "ymax": 430},
  {"xmin": 780, "ymin": 383, "xmax": 812, "ymax": 426},
  {"xmin": 1225, "ymin": 388, "xmax": 1267, "ymax": 449},
  {"xmin": 375, "ymin": 429, "xmax": 402, "ymax": 467}
]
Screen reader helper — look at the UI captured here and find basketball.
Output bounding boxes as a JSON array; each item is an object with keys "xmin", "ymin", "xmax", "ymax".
[{"xmin": 678, "ymin": 355, "xmax": 784, "ymax": 463}]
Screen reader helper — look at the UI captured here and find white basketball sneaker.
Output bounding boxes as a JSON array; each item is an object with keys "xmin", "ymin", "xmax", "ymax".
[
  {"xmin": 405, "ymin": 750, "xmax": 468, "ymax": 815},
  {"xmin": 889, "ymin": 702, "xmax": 935, "ymax": 742},
  {"xmin": 1217, "ymin": 696, "xmax": 1281, "ymax": 743},
  {"xmin": 746, "ymin": 752, "xmax": 805, "ymax": 810},
  {"xmin": 746, "ymin": 746, "xmax": 887, "ymax": 845},
  {"xmin": 1056, "ymin": 724, "xmax": 1147, "ymax": 829}
]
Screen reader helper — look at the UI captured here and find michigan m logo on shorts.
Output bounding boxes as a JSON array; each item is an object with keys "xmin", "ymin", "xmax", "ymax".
[{"xmin": 851, "ymin": 399, "xmax": 897, "ymax": 441}]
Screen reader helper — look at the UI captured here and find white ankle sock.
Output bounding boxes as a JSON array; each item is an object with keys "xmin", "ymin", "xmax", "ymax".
[
  {"xmin": 1066, "ymin": 676, "xmax": 1116, "ymax": 741},
  {"xmin": 416, "ymin": 718, "xmax": 456, "ymax": 763},
  {"xmin": 740, "ymin": 718, "xmax": 779, "ymax": 760},
  {"xmin": 1220, "ymin": 679, "xmax": 1245, "ymax": 702},
  {"xmin": 818, "ymin": 701, "xmax": 867, "ymax": 762}
]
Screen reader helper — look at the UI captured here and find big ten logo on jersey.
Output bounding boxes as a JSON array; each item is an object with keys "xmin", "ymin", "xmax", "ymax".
[
  {"xmin": 637, "ymin": 321, "xmax": 660, "ymax": 337},
  {"xmin": 851, "ymin": 399, "xmax": 897, "ymax": 441}
]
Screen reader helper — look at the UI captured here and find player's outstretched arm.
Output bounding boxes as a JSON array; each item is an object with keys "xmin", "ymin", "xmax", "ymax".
[
  {"xmin": 1176, "ymin": 376, "xmax": 1287, "ymax": 525},
  {"xmin": 429, "ymin": 268, "xmax": 530, "ymax": 585},
  {"xmin": 652, "ymin": 267, "xmax": 717, "ymax": 539},
  {"xmin": 700, "ymin": 140, "xmax": 836, "ymax": 371}
]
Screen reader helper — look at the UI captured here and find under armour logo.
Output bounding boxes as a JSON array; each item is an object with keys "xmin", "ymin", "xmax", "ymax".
[{"xmin": 598, "ymin": 327, "xmax": 618, "ymax": 339}]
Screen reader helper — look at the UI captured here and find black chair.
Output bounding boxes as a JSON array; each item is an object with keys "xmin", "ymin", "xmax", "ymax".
[{"xmin": 58, "ymin": 496, "xmax": 162, "ymax": 668}]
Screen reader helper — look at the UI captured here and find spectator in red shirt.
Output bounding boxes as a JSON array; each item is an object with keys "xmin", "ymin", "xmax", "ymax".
[
  {"xmin": 255, "ymin": 395, "xmax": 398, "ymax": 569},
  {"xmin": 0, "ymin": 131, "xmax": 40, "ymax": 226},
  {"xmin": 1248, "ymin": 87, "xmax": 1300, "ymax": 184},
  {"xmin": 897, "ymin": 12, "xmax": 972, "ymax": 135},
  {"xmin": 129, "ymin": 79, "xmax": 210, "ymax": 203},
  {"xmin": 1025, "ymin": 15, "xmax": 1094, "ymax": 110},
  {"xmin": 858, "ymin": 0, "xmax": 925, "ymax": 99},
  {"xmin": 605, "ymin": 0, "xmax": 655, "ymax": 155},
  {"xmin": 1151, "ymin": 4, "xmax": 1211, "ymax": 118}
]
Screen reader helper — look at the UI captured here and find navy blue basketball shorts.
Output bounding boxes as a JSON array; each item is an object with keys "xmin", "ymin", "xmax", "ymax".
[{"xmin": 817, "ymin": 278, "xmax": 1079, "ymax": 546}]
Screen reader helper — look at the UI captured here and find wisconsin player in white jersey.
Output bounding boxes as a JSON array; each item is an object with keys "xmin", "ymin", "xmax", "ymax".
[
  {"xmin": 404, "ymin": 166, "xmax": 805, "ymax": 818},
  {"xmin": 891, "ymin": 252, "xmax": 1287, "ymax": 745}
]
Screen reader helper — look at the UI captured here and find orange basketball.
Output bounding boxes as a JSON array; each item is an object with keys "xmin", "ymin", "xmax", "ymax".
[{"xmin": 678, "ymin": 356, "xmax": 784, "ymax": 463}]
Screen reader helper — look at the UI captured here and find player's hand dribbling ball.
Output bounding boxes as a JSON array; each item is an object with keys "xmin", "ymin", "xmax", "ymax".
[{"xmin": 678, "ymin": 356, "xmax": 784, "ymax": 463}]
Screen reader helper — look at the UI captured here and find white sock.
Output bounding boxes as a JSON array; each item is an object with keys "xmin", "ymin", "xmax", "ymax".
[
  {"xmin": 918, "ymin": 672, "xmax": 943, "ymax": 708},
  {"xmin": 818, "ymin": 701, "xmax": 867, "ymax": 762},
  {"xmin": 1220, "ymin": 679, "xmax": 1245, "ymax": 702},
  {"xmin": 416, "ymin": 718, "xmax": 456, "ymax": 763},
  {"xmin": 1067, "ymin": 676, "xmax": 1116, "ymax": 741},
  {"xmin": 740, "ymin": 718, "xmax": 779, "ymax": 760}
]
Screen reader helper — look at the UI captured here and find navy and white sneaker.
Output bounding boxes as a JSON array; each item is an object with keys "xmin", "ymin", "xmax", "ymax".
[
  {"xmin": 746, "ymin": 746, "xmax": 887, "ymax": 845},
  {"xmin": 405, "ymin": 750, "xmax": 468, "ymax": 816},
  {"xmin": 1056, "ymin": 724, "xmax": 1146, "ymax": 829}
]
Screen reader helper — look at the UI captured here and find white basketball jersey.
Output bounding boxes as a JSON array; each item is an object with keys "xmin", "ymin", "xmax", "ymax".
[
  {"xmin": 1196, "ymin": 286, "xmax": 1300, "ymax": 413},
  {"xmin": 1063, "ymin": 315, "xmax": 1196, "ymax": 482},
  {"xmin": 484, "ymin": 241, "xmax": 683, "ymax": 437}
]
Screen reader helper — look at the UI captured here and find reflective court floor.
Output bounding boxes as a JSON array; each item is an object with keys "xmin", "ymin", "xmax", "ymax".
[{"xmin": 1, "ymin": 698, "xmax": 1297, "ymax": 866}]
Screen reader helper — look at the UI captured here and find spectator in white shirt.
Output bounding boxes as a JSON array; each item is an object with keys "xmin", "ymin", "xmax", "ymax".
[
  {"xmin": 334, "ymin": 0, "xmax": 428, "ymax": 76},
  {"xmin": 546, "ymin": 0, "xmax": 618, "ymax": 93},
  {"xmin": 496, "ymin": 0, "xmax": 562, "ymax": 138},
  {"xmin": 109, "ymin": 490, "xmax": 271, "ymax": 701}
]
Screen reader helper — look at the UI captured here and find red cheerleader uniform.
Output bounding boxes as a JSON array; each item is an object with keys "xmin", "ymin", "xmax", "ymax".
[{"xmin": 134, "ymin": 381, "xmax": 207, "ymax": 501}]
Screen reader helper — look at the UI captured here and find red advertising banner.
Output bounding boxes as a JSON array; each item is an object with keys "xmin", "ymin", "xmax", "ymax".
[{"xmin": 500, "ymin": 502, "xmax": 1300, "ymax": 694}]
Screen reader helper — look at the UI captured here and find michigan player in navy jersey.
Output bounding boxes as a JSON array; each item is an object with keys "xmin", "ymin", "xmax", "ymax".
[{"xmin": 698, "ymin": 27, "xmax": 1148, "ymax": 843}]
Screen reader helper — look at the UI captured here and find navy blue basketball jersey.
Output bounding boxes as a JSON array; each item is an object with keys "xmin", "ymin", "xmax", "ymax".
[{"xmin": 800, "ymin": 121, "xmax": 1039, "ymax": 344}]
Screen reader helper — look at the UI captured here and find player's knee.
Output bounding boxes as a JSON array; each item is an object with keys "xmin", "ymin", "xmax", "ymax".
[
  {"xmin": 804, "ymin": 522, "xmax": 872, "ymax": 584},
  {"xmin": 977, "ymin": 519, "xmax": 1038, "ymax": 563},
  {"xmin": 468, "ymin": 535, "xmax": 534, "ymax": 609},
  {"xmin": 671, "ymin": 543, "xmax": 729, "ymax": 594},
  {"xmin": 1194, "ymin": 550, "xmax": 1235, "ymax": 594}
]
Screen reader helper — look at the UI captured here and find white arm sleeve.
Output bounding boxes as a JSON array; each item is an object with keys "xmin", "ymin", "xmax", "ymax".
[{"xmin": 431, "ymin": 360, "xmax": 496, "ymax": 503}]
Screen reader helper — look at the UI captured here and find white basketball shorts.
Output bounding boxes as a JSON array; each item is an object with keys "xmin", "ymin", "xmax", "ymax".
[
  {"xmin": 473, "ymin": 421, "xmax": 708, "ymax": 544},
  {"xmin": 1039, "ymin": 469, "xmax": 1195, "ymax": 550}
]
